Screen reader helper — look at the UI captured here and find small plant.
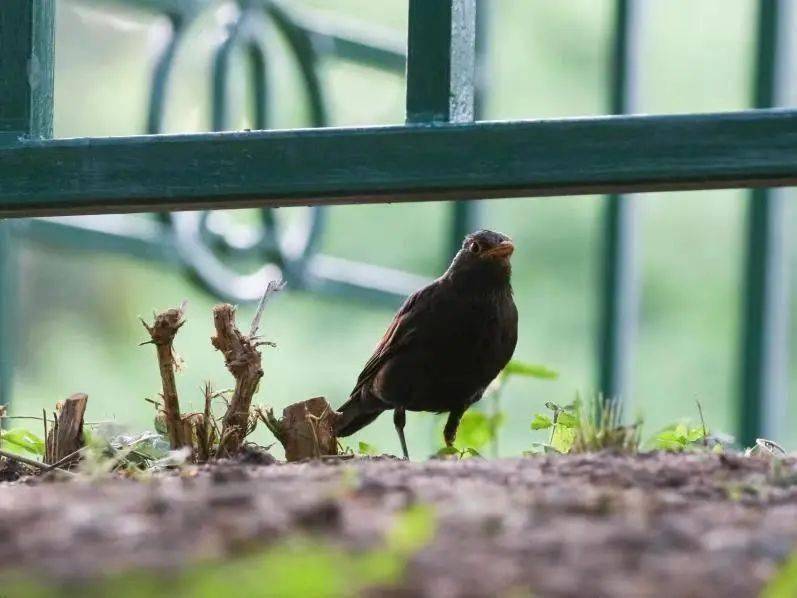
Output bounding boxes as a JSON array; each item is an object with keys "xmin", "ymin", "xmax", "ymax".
[
  {"xmin": 571, "ymin": 397, "xmax": 641, "ymax": 453},
  {"xmin": 529, "ymin": 401, "xmax": 577, "ymax": 453},
  {"xmin": 429, "ymin": 358, "xmax": 557, "ymax": 460},
  {"xmin": 358, "ymin": 441, "xmax": 379, "ymax": 456},
  {"xmin": 528, "ymin": 395, "xmax": 641, "ymax": 455},
  {"xmin": 645, "ymin": 401, "xmax": 733, "ymax": 453},
  {"xmin": 432, "ymin": 445, "xmax": 482, "ymax": 459},
  {"xmin": 648, "ymin": 422, "xmax": 708, "ymax": 452},
  {"xmin": 476, "ymin": 358, "xmax": 558, "ymax": 457}
]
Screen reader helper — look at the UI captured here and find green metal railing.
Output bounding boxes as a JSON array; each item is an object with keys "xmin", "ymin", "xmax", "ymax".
[
  {"xmin": 15, "ymin": 1, "xmax": 487, "ymax": 303},
  {"xmin": 1, "ymin": 0, "xmax": 795, "ymax": 446},
  {"xmin": 21, "ymin": 0, "xmax": 435, "ymax": 304}
]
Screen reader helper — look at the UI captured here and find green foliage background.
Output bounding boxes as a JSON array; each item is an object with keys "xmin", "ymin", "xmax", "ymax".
[{"xmin": 11, "ymin": 0, "xmax": 797, "ymax": 457}]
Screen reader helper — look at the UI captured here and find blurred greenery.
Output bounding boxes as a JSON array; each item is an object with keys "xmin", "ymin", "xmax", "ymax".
[
  {"xmin": 2, "ymin": 504, "xmax": 437, "ymax": 597},
  {"xmin": 764, "ymin": 548, "xmax": 797, "ymax": 598},
  {"xmin": 10, "ymin": 0, "xmax": 797, "ymax": 459}
]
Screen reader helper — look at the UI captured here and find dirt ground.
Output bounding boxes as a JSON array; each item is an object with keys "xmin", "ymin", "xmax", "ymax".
[{"xmin": 1, "ymin": 451, "xmax": 797, "ymax": 597}]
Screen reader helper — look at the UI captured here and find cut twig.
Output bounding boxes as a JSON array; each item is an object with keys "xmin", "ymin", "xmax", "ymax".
[
  {"xmin": 257, "ymin": 406, "xmax": 283, "ymax": 444},
  {"xmin": 249, "ymin": 279, "xmax": 285, "ymax": 338},
  {"xmin": 696, "ymin": 399, "xmax": 709, "ymax": 448},
  {"xmin": 0, "ymin": 448, "xmax": 48, "ymax": 471},
  {"xmin": 0, "ymin": 448, "xmax": 75, "ymax": 477},
  {"xmin": 193, "ymin": 383, "xmax": 214, "ymax": 463},
  {"xmin": 212, "ymin": 304, "xmax": 265, "ymax": 456},
  {"xmin": 41, "ymin": 408, "xmax": 48, "ymax": 452},
  {"xmin": 42, "ymin": 446, "xmax": 85, "ymax": 473},
  {"xmin": 142, "ymin": 303, "xmax": 187, "ymax": 449},
  {"xmin": 45, "ymin": 393, "xmax": 88, "ymax": 465}
]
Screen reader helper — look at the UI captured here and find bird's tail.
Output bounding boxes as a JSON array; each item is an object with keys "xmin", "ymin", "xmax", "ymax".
[{"xmin": 335, "ymin": 389, "xmax": 386, "ymax": 437}]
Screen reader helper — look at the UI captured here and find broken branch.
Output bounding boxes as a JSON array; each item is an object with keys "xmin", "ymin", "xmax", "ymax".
[
  {"xmin": 142, "ymin": 303, "xmax": 187, "ymax": 449},
  {"xmin": 0, "ymin": 448, "xmax": 48, "ymax": 471},
  {"xmin": 212, "ymin": 304, "xmax": 264, "ymax": 456}
]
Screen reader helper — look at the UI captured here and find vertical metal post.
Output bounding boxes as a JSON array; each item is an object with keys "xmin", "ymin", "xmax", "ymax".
[
  {"xmin": 739, "ymin": 0, "xmax": 793, "ymax": 446},
  {"xmin": 0, "ymin": 1, "xmax": 55, "ymax": 414},
  {"xmin": 448, "ymin": 0, "xmax": 487, "ymax": 257},
  {"xmin": 597, "ymin": 0, "xmax": 643, "ymax": 404},
  {"xmin": 406, "ymin": 0, "xmax": 475, "ymax": 125}
]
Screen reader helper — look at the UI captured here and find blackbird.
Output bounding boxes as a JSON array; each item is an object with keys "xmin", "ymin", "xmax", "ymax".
[{"xmin": 335, "ymin": 230, "xmax": 518, "ymax": 459}]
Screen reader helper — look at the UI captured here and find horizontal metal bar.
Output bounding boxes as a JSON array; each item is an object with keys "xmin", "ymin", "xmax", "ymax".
[
  {"xmin": 2, "ymin": 109, "xmax": 797, "ymax": 217},
  {"xmin": 115, "ymin": 0, "xmax": 407, "ymax": 73},
  {"xmin": 14, "ymin": 216, "xmax": 178, "ymax": 263},
  {"xmin": 312, "ymin": 29, "xmax": 405, "ymax": 73},
  {"xmin": 304, "ymin": 254, "xmax": 431, "ymax": 305},
  {"xmin": 14, "ymin": 216, "xmax": 423, "ymax": 304},
  {"xmin": 296, "ymin": 11, "xmax": 406, "ymax": 73}
]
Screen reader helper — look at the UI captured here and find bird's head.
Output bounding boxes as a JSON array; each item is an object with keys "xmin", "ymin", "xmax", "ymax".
[{"xmin": 447, "ymin": 230, "xmax": 514, "ymax": 288}]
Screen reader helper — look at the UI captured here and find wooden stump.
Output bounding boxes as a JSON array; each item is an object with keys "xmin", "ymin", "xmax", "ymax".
[
  {"xmin": 264, "ymin": 397, "xmax": 339, "ymax": 462},
  {"xmin": 45, "ymin": 393, "xmax": 87, "ymax": 465}
]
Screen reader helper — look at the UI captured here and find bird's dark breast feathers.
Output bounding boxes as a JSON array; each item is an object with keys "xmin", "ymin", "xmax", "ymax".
[{"xmin": 371, "ymin": 285, "xmax": 517, "ymax": 413}]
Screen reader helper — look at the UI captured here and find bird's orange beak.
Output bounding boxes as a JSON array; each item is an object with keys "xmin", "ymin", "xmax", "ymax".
[{"xmin": 483, "ymin": 240, "xmax": 515, "ymax": 259}]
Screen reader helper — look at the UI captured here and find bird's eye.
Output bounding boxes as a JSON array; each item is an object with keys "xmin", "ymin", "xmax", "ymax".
[{"xmin": 469, "ymin": 241, "xmax": 481, "ymax": 254}]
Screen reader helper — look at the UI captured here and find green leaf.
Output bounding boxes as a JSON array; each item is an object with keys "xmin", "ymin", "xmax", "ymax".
[
  {"xmin": 655, "ymin": 430, "xmax": 681, "ymax": 443},
  {"xmin": 456, "ymin": 411, "xmax": 502, "ymax": 451},
  {"xmin": 555, "ymin": 411, "xmax": 578, "ymax": 428},
  {"xmin": 650, "ymin": 422, "xmax": 706, "ymax": 451},
  {"xmin": 358, "ymin": 441, "xmax": 378, "ymax": 456},
  {"xmin": 551, "ymin": 424, "xmax": 576, "ymax": 453},
  {"xmin": 462, "ymin": 447, "xmax": 482, "ymax": 458},
  {"xmin": 686, "ymin": 427, "xmax": 706, "ymax": 443},
  {"xmin": 0, "ymin": 428, "xmax": 45, "ymax": 456},
  {"xmin": 502, "ymin": 360, "xmax": 558, "ymax": 380},
  {"xmin": 530, "ymin": 413, "xmax": 554, "ymax": 430},
  {"xmin": 652, "ymin": 430, "xmax": 687, "ymax": 451}
]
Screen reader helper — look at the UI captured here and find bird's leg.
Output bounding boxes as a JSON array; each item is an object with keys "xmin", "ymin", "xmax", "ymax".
[
  {"xmin": 443, "ymin": 407, "xmax": 466, "ymax": 448},
  {"xmin": 393, "ymin": 408, "xmax": 409, "ymax": 460}
]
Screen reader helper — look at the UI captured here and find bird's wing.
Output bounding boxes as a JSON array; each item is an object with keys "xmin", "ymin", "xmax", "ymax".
[{"xmin": 349, "ymin": 282, "xmax": 437, "ymax": 399}]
